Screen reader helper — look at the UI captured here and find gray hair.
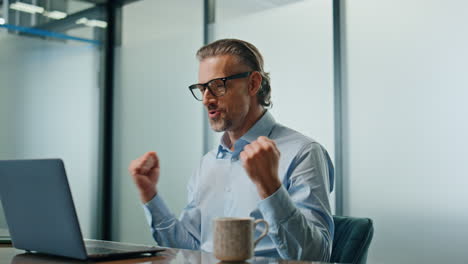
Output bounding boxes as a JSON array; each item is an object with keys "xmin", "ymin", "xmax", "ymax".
[{"xmin": 196, "ymin": 39, "xmax": 272, "ymax": 108}]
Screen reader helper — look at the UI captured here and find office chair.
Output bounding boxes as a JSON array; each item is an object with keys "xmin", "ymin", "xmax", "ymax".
[{"xmin": 330, "ymin": 215, "xmax": 374, "ymax": 264}]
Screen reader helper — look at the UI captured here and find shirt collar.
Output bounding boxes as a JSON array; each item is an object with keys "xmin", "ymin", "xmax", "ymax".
[
  {"xmin": 241, "ymin": 110, "xmax": 276, "ymax": 143},
  {"xmin": 217, "ymin": 111, "xmax": 276, "ymax": 159}
]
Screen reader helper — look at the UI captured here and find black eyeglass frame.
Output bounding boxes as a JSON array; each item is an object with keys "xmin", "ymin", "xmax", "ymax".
[{"xmin": 188, "ymin": 71, "xmax": 252, "ymax": 101}]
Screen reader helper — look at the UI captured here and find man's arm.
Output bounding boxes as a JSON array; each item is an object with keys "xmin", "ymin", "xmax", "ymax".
[
  {"xmin": 129, "ymin": 152, "xmax": 201, "ymax": 250},
  {"xmin": 241, "ymin": 140, "xmax": 333, "ymax": 261},
  {"xmin": 142, "ymin": 184, "xmax": 201, "ymax": 250}
]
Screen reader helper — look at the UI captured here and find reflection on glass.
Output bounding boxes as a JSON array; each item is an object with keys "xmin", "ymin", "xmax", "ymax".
[
  {"xmin": 8, "ymin": 249, "xmax": 327, "ymax": 264},
  {"xmin": 9, "ymin": 250, "xmax": 178, "ymax": 264},
  {"xmin": 0, "ymin": 1, "xmax": 105, "ymax": 239},
  {"xmin": 11, "ymin": 253, "xmax": 84, "ymax": 264},
  {"xmin": 0, "ymin": 0, "xmax": 107, "ymax": 45}
]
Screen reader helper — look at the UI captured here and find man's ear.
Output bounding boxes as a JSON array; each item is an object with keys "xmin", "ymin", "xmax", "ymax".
[{"xmin": 248, "ymin": 71, "xmax": 262, "ymax": 96}]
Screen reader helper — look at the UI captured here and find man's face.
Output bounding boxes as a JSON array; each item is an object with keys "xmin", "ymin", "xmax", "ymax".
[{"xmin": 198, "ymin": 55, "xmax": 254, "ymax": 132}]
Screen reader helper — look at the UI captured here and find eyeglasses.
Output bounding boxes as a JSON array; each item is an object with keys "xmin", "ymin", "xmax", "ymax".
[{"xmin": 188, "ymin": 72, "xmax": 252, "ymax": 101}]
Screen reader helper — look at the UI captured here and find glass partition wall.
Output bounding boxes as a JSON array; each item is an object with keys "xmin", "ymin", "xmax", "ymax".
[
  {"xmin": 111, "ymin": 0, "xmax": 204, "ymax": 244},
  {"xmin": 109, "ymin": 0, "xmax": 335, "ymax": 245},
  {"xmin": 208, "ymin": 0, "xmax": 336, "ymax": 209},
  {"xmin": 0, "ymin": 0, "xmax": 108, "ymax": 239},
  {"xmin": 1, "ymin": 0, "xmax": 334, "ymax": 244},
  {"xmin": 2, "ymin": 2, "xmax": 467, "ymax": 264}
]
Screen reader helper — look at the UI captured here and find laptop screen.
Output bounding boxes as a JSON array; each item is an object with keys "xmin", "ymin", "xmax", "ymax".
[{"xmin": 0, "ymin": 159, "xmax": 87, "ymax": 259}]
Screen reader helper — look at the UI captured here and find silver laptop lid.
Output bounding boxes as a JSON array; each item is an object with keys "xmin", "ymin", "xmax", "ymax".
[{"xmin": 0, "ymin": 159, "xmax": 87, "ymax": 260}]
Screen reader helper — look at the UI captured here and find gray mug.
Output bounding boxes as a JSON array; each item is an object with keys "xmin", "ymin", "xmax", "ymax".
[{"xmin": 213, "ymin": 217, "xmax": 269, "ymax": 261}]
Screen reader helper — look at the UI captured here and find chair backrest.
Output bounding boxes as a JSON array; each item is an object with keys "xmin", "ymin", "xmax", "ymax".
[{"xmin": 330, "ymin": 215, "xmax": 374, "ymax": 264}]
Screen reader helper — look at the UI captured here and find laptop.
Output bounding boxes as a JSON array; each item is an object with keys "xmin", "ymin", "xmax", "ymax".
[{"xmin": 0, "ymin": 159, "xmax": 164, "ymax": 260}]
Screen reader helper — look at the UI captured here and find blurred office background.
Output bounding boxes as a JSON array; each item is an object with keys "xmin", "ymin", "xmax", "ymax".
[
  {"xmin": 0, "ymin": 0, "xmax": 104, "ymax": 238},
  {"xmin": 0, "ymin": 1, "xmax": 467, "ymax": 264}
]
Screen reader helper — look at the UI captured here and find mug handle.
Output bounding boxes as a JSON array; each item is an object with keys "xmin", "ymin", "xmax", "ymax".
[{"xmin": 253, "ymin": 219, "xmax": 269, "ymax": 248}]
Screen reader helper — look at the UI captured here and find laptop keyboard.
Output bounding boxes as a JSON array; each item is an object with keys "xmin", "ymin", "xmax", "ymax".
[
  {"xmin": 84, "ymin": 239, "xmax": 162, "ymax": 257},
  {"xmin": 86, "ymin": 246, "xmax": 129, "ymax": 255}
]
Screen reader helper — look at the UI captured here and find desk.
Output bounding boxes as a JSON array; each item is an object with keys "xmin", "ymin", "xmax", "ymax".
[{"xmin": 0, "ymin": 246, "xmax": 335, "ymax": 264}]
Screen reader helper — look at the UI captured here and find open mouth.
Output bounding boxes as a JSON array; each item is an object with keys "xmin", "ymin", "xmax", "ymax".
[{"xmin": 208, "ymin": 109, "xmax": 221, "ymax": 119}]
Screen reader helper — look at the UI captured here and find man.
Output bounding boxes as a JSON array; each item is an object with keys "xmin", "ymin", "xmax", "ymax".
[{"xmin": 129, "ymin": 39, "xmax": 334, "ymax": 261}]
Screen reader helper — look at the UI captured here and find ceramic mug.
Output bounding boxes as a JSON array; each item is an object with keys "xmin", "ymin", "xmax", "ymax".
[{"xmin": 213, "ymin": 217, "xmax": 269, "ymax": 261}]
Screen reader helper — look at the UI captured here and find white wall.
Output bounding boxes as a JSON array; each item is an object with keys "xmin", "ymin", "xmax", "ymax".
[
  {"xmin": 0, "ymin": 34, "xmax": 101, "ymax": 238},
  {"xmin": 112, "ymin": 0, "xmax": 204, "ymax": 244},
  {"xmin": 342, "ymin": 0, "xmax": 468, "ymax": 263},
  {"xmin": 212, "ymin": 0, "xmax": 336, "ymax": 208}
]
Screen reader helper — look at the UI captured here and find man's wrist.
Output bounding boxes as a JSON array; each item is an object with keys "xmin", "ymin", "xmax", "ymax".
[
  {"xmin": 256, "ymin": 179, "xmax": 281, "ymax": 199},
  {"xmin": 140, "ymin": 188, "xmax": 157, "ymax": 203}
]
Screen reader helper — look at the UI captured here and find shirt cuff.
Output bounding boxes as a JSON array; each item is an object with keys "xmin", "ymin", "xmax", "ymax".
[
  {"xmin": 257, "ymin": 186, "xmax": 296, "ymax": 230},
  {"xmin": 143, "ymin": 194, "xmax": 174, "ymax": 225}
]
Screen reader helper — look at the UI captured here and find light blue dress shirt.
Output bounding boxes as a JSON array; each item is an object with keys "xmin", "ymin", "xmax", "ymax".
[{"xmin": 143, "ymin": 111, "xmax": 334, "ymax": 261}]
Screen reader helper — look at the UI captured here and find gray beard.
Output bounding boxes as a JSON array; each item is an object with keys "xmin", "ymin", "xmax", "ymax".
[{"xmin": 210, "ymin": 117, "xmax": 233, "ymax": 132}]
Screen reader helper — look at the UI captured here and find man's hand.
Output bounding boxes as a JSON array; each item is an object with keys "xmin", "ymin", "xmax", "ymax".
[
  {"xmin": 128, "ymin": 151, "xmax": 160, "ymax": 203},
  {"xmin": 240, "ymin": 136, "xmax": 281, "ymax": 199}
]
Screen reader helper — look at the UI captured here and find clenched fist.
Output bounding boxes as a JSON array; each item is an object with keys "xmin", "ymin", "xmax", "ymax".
[
  {"xmin": 240, "ymin": 136, "xmax": 282, "ymax": 199},
  {"xmin": 128, "ymin": 151, "xmax": 160, "ymax": 203}
]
